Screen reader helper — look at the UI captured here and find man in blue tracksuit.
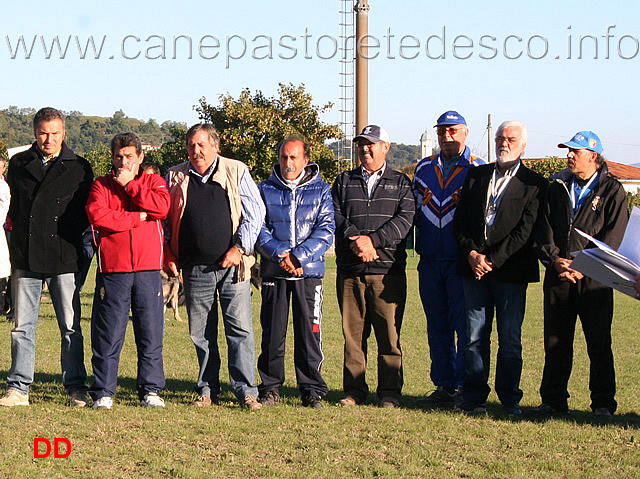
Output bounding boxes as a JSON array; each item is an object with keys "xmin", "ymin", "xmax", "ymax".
[
  {"xmin": 412, "ymin": 111, "xmax": 485, "ymax": 406},
  {"xmin": 256, "ymin": 138, "xmax": 335, "ymax": 409}
]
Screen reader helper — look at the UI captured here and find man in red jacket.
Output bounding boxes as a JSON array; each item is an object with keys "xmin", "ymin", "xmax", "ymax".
[{"xmin": 86, "ymin": 133, "xmax": 171, "ymax": 409}]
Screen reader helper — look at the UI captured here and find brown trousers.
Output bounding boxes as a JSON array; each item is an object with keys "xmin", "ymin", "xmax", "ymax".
[{"xmin": 337, "ymin": 273, "xmax": 406, "ymax": 402}]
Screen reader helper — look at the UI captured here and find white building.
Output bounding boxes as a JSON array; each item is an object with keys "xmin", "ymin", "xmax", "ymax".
[{"xmin": 420, "ymin": 130, "xmax": 434, "ymax": 159}]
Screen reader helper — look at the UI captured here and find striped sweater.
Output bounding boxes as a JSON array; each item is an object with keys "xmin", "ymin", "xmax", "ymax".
[
  {"xmin": 332, "ymin": 164, "xmax": 415, "ymax": 275},
  {"xmin": 413, "ymin": 147, "xmax": 485, "ymax": 260}
]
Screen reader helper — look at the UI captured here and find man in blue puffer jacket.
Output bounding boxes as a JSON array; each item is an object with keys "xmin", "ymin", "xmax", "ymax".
[{"xmin": 256, "ymin": 137, "xmax": 335, "ymax": 409}]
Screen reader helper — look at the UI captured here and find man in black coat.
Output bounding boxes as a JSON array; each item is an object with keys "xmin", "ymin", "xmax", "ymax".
[
  {"xmin": 531, "ymin": 131, "xmax": 628, "ymax": 419},
  {"xmin": 454, "ymin": 121, "xmax": 547, "ymax": 416},
  {"xmin": 0, "ymin": 107, "xmax": 93, "ymax": 408}
]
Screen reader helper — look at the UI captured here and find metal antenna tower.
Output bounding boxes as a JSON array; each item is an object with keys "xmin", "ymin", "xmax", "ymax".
[{"xmin": 338, "ymin": 0, "xmax": 355, "ymax": 170}]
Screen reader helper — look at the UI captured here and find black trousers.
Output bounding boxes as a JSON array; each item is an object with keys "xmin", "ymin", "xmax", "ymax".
[
  {"xmin": 258, "ymin": 277, "xmax": 327, "ymax": 397},
  {"xmin": 540, "ymin": 277, "xmax": 616, "ymax": 413}
]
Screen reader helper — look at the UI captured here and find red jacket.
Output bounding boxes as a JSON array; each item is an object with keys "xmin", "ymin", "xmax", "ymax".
[{"xmin": 86, "ymin": 172, "xmax": 170, "ymax": 273}]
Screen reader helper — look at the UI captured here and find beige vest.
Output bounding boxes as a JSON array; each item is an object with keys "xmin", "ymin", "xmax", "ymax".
[{"xmin": 166, "ymin": 156, "xmax": 255, "ymax": 282}]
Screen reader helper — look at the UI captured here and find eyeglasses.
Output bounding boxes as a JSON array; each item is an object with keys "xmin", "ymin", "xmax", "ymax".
[
  {"xmin": 495, "ymin": 136, "xmax": 520, "ymax": 144},
  {"xmin": 436, "ymin": 127, "xmax": 465, "ymax": 136}
]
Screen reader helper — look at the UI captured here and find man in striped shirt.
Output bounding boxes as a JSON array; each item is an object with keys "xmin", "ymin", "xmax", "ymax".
[{"xmin": 332, "ymin": 125, "xmax": 415, "ymax": 408}]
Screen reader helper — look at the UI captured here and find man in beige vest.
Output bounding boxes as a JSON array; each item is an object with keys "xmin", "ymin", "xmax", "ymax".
[{"xmin": 165, "ymin": 123, "xmax": 265, "ymax": 409}]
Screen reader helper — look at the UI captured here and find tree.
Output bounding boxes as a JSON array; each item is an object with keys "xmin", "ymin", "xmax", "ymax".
[
  {"xmin": 195, "ymin": 83, "xmax": 342, "ymax": 183},
  {"xmin": 522, "ymin": 156, "xmax": 565, "ymax": 181},
  {"xmin": 144, "ymin": 126, "xmax": 188, "ymax": 174},
  {"xmin": 626, "ymin": 188, "xmax": 640, "ymax": 212},
  {"xmin": 85, "ymin": 143, "xmax": 112, "ymax": 177},
  {"xmin": 0, "ymin": 107, "xmax": 180, "ymax": 155},
  {"xmin": 387, "ymin": 143, "xmax": 421, "ymax": 171},
  {"xmin": 399, "ymin": 163, "xmax": 416, "ymax": 180}
]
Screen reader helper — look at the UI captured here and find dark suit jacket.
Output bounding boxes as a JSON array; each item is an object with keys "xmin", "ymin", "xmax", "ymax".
[
  {"xmin": 453, "ymin": 161, "xmax": 548, "ymax": 283},
  {"xmin": 8, "ymin": 142, "xmax": 93, "ymax": 274}
]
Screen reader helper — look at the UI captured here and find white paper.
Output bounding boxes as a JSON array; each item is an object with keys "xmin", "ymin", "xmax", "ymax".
[
  {"xmin": 570, "ymin": 207, "xmax": 640, "ymax": 298},
  {"xmin": 618, "ymin": 207, "xmax": 640, "ymax": 264}
]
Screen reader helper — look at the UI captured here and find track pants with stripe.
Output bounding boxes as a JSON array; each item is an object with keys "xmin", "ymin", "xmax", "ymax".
[{"xmin": 258, "ymin": 277, "xmax": 327, "ymax": 398}]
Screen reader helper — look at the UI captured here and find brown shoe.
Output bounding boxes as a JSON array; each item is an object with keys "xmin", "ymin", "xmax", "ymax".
[
  {"xmin": 69, "ymin": 391, "xmax": 88, "ymax": 408},
  {"xmin": 191, "ymin": 395, "xmax": 215, "ymax": 407},
  {"xmin": 241, "ymin": 395, "xmax": 262, "ymax": 410},
  {"xmin": 378, "ymin": 397, "xmax": 400, "ymax": 408},
  {"xmin": 339, "ymin": 396, "xmax": 359, "ymax": 407}
]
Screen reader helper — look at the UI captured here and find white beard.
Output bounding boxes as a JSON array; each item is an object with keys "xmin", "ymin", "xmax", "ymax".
[{"xmin": 496, "ymin": 149, "xmax": 520, "ymax": 168}]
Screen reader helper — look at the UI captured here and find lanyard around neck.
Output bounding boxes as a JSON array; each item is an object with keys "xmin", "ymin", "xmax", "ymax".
[{"xmin": 570, "ymin": 172, "xmax": 598, "ymax": 213}]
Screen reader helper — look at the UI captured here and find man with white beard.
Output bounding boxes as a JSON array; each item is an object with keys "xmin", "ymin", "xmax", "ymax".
[{"xmin": 453, "ymin": 121, "xmax": 547, "ymax": 416}]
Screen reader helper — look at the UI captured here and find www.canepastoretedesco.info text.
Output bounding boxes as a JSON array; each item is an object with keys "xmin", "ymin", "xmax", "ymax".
[{"xmin": 4, "ymin": 26, "xmax": 638, "ymax": 68}]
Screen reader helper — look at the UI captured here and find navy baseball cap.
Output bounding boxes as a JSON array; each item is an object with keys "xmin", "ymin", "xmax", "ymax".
[
  {"xmin": 353, "ymin": 125, "xmax": 390, "ymax": 143},
  {"xmin": 434, "ymin": 110, "xmax": 467, "ymax": 127},
  {"xmin": 558, "ymin": 131, "xmax": 603, "ymax": 154}
]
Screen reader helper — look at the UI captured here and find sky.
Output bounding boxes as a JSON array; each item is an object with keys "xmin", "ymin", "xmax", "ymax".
[{"xmin": 1, "ymin": 0, "xmax": 639, "ymax": 164}]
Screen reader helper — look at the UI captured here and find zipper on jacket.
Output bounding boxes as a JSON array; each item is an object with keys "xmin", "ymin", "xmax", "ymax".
[
  {"xmin": 290, "ymin": 187, "xmax": 297, "ymax": 247},
  {"xmin": 127, "ymin": 196, "xmax": 135, "ymax": 272},
  {"xmin": 559, "ymin": 179, "xmax": 574, "ymax": 246}
]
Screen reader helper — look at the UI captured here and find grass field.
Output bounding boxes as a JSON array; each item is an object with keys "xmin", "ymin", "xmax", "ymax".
[{"xmin": 0, "ymin": 256, "xmax": 639, "ymax": 478}]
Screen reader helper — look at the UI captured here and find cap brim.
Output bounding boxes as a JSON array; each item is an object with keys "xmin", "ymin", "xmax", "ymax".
[
  {"xmin": 558, "ymin": 141, "xmax": 601, "ymax": 154},
  {"xmin": 558, "ymin": 141, "xmax": 583, "ymax": 149},
  {"xmin": 434, "ymin": 121, "xmax": 466, "ymax": 128},
  {"xmin": 353, "ymin": 134, "xmax": 381, "ymax": 143}
]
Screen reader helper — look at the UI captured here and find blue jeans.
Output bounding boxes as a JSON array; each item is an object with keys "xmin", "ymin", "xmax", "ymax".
[
  {"xmin": 183, "ymin": 265, "xmax": 258, "ymax": 400},
  {"xmin": 461, "ymin": 277, "xmax": 527, "ymax": 409},
  {"xmin": 7, "ymin": 269, "xmax": 87, "ymax": 395}
]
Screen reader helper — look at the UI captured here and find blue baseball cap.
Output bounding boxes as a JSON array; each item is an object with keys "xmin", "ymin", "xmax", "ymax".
[
  {"xmin": 434, "ymin": 110, "xmax": 467, "ymax": 127},
  {"xmin": 558, "ymin": 131, "xmax": 603, "ymax": 154}
]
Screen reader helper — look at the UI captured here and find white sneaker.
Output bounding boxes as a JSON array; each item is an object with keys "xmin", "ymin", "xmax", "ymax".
[
  {"xmin": 140, "ymin": 393, "xmax": 165, "ymax": 408},
  {"xmin": 92, "ymin": 396, "xmax": 113, "ymax": 410}
]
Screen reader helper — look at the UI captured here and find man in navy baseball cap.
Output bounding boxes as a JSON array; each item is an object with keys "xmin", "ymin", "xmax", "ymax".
[
  {"xmin": 413, "ymin": 110, "xmax": 484, "ymax": 408},
  {"xmin": 434, "ymin": 110, "xmax": 467, "ymax": 127}
]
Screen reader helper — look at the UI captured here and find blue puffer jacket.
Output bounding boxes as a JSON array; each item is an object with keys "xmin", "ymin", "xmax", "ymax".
[{"xmin": 258, "ymin": 163, "xmax": 335, "ymax": 279}]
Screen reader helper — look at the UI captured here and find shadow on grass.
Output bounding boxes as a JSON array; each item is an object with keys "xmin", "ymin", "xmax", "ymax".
[
  {"xmin": 404, "ymin": 394, "xmax": 640, "ymax": 428},
  {"xmin": 3, "ymin": 371, "xmax": 640, "ymax": 429},
  {"xmin": 4, "ymin": 372, "xmax": 323, "ymax": 407}
]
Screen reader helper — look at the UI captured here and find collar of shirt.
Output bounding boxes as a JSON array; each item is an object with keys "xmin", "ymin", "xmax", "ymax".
[
  {"xmin": 438, "ymin": 151, "xmax": 463, "ymax": 166},
  {"xmin": 37, "ymin": 146, "xmax": 62, "ymax": 165},
  {"xmin": 361, "ymin": 162, "xmax": 386, "ymax": 181},
  {"xmin": 493, "ymin": 160, "xmax": 520, "ymax": 180},
  {"xmin": 570, "ymin": 171, "xmax": 599, "ymax": 214},
  {"xmin": 362, "ymin": 162, "xmax": 386, "ymax": 198},
  {"xmin": 489, "ymin": 160, "xmax": 520, "ymax": 207},
  {"xmin": 282, "ymin": 169, "xmax": 305, "ymax": 189},
  {"xmin": 438, "ymin": 152, "xmax": 464, "ymax": 178},
  {"xmin": 188, "ymin": 156, "xmax": 218, "ymax": 183}
]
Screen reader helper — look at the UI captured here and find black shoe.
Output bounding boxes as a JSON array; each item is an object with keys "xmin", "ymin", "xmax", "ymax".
[
  {"xmin": 454, "ymin": 402, "xmax": 487, "ymax": 416},
  {"xmin": 503, "ymin": 404, "xmax": 522, "ymax": 417},
  {"xmin": 259, "ymin": 390, "xmax": 280, "ymax": 407},
  {"xmin": 593, "ymin": 407, "xmax": 613, "ymax": 419},
  {"xmin": 527, "ymin": 403, "xmax": 569, "ymax": 417},
  {"xmin": 302, "ymin": 395, "xmax": 323, "ymax": 409},
  {"xmin": 416, "ymin": 386, "xmax": 458, "ymax": 407}
]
